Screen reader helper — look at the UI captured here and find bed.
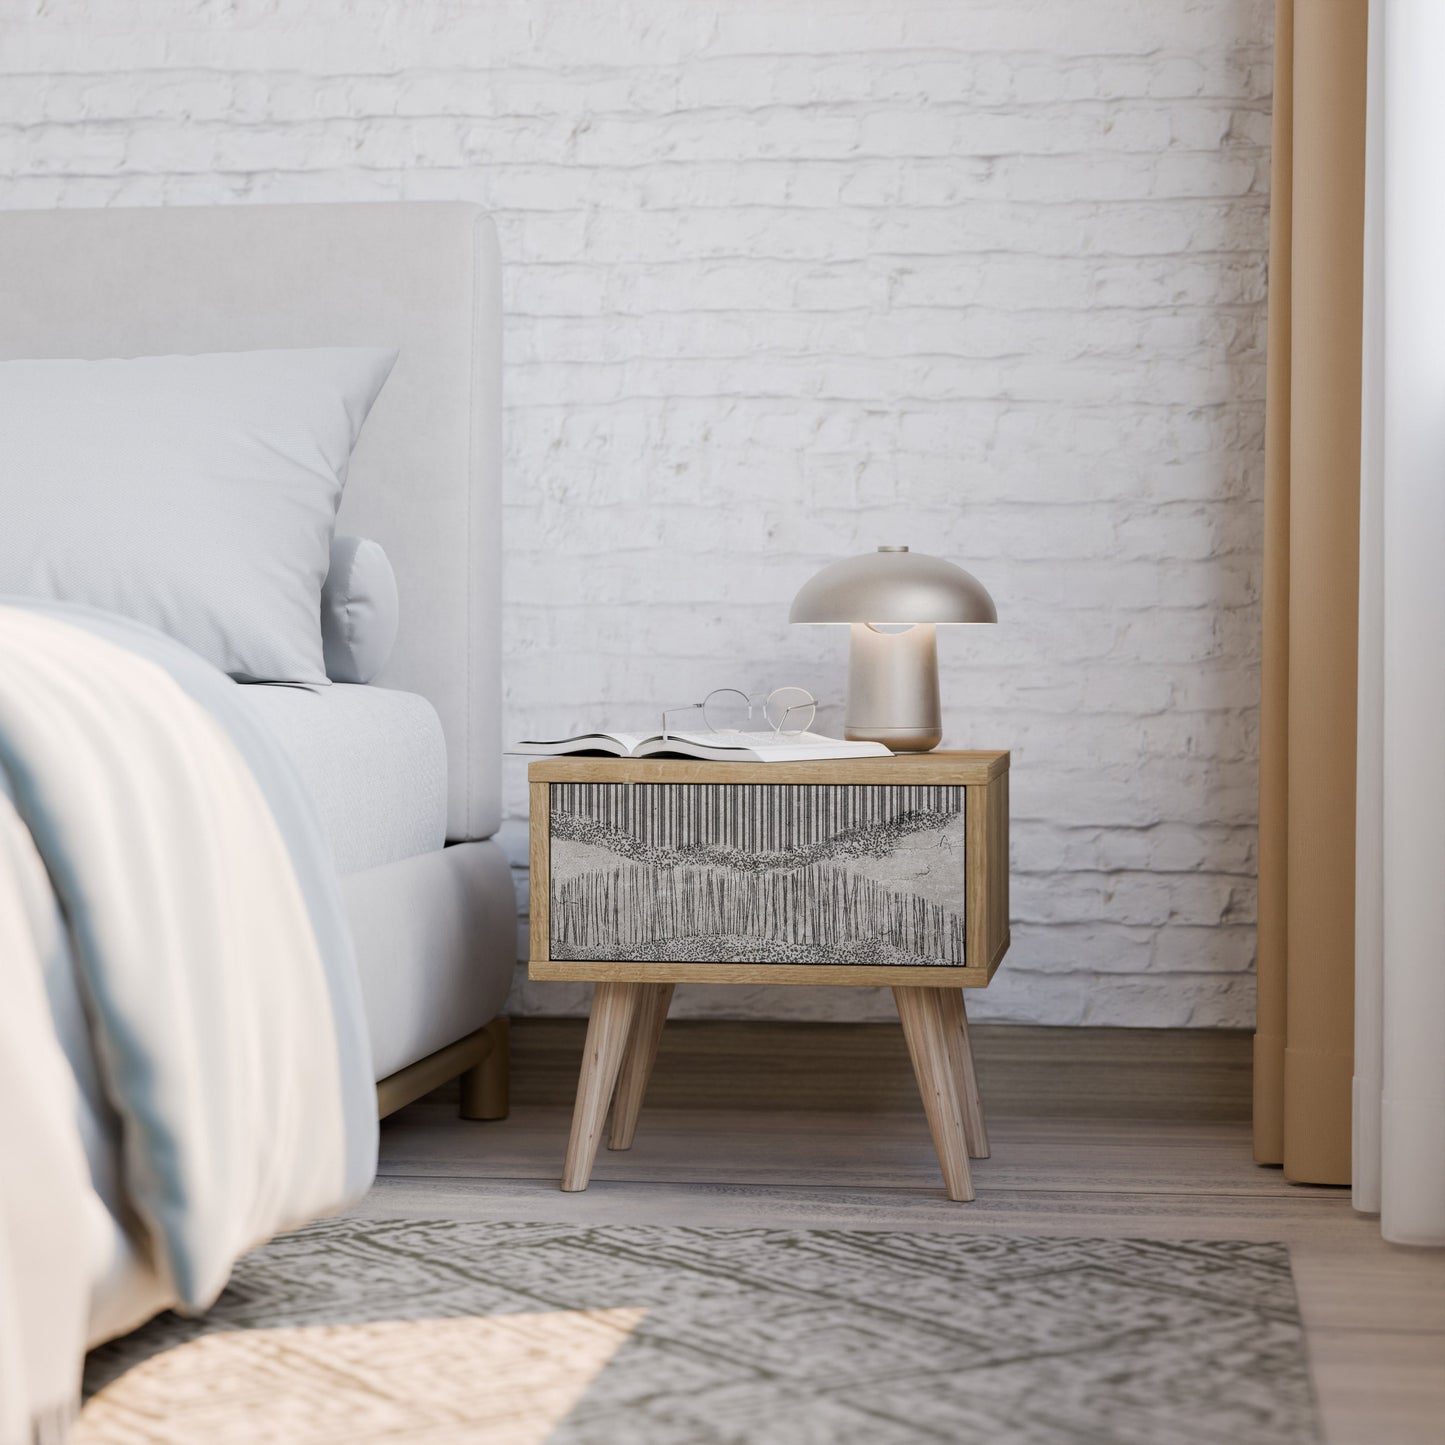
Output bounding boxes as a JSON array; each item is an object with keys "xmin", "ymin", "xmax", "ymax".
[
  {"xmin": 0, "ymin": 201, "xmax": 515, "ymax": 1098},
  {"xmin": 0, "ymin": 202, "xmax": 515, "ymax": 1439}
]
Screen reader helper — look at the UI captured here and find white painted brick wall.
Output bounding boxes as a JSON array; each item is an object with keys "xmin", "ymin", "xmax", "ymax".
[{"xmin": 0, "ymin": 0, "xmax": 1273, "ymax": 1027}]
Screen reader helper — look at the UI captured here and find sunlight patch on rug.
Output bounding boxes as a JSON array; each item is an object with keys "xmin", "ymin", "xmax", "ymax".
[{"xmin": 76, "ymin": 1308, "xmax": 645, "ymax": 1445}]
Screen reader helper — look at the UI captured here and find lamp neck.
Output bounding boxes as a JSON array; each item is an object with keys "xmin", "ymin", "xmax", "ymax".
[{"xmin": 844, "ymin": 623, "xmax": 941, "ymax": 752}]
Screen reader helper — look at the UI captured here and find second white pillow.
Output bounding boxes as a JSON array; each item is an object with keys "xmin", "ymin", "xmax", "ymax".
[{"xmin": 321, "ymin": 536, "xmax": 400, "ymax": 685}]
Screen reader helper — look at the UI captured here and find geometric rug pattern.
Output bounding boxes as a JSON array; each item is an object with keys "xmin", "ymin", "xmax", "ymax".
[{"xmin": 81, "ymin": 1221, "xmax": 1321, "ymax": 1445}]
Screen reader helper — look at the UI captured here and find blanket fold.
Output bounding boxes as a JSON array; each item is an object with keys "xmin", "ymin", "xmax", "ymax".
[{"xmin": 0, "ymin": 603, "xmax": 377, "ymax": 1444}]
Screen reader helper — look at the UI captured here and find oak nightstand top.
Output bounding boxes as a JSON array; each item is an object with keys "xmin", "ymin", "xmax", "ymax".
[{"xmin": 526, "ymin": 748, "xmax": 1009, "ymax": 787}]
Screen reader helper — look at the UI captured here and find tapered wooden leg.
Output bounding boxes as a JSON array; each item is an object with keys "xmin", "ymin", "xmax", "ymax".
[
  {"xmin": 939, "ymin": 989, "xmax": 990, "ymax": 1159},
  {"xmin": 561, "ymin": 983, "xmax": 642, "ymax": 1191},
  {"xmin": 459, "ymin": 1017, "xmax": 510, "ymax": 1120},
  {"xmin": 608, "ymin": 983, "xmax": 674, "ymax": 1151},
  {"xmin": 894, "ymin": 987, "xmax": 975, "ymax": 1202}
]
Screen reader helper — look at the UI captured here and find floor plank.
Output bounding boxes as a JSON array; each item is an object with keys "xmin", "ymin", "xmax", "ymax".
[
  {"xmin": 1290, "ymin": 1240, "xmax": 1445, "ymax": 1336},
  {"xmin": 1306, "ymin": 1332, "xmax": 1445, "ymax": 1445},
  {"xmin": 360, "ymin": 1171, "xmax": 1356, "ymax": 1235},
  {"xmin": 507, "ymin": 1018, "xmax": 1254, "ymax": 1119},
  {"xmin": 380, "ymin": 1103, "xmax": 1340, "ymax": 1197}
]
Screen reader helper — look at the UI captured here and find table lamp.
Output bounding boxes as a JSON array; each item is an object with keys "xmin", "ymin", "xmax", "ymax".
[{"xmin": 789, "ymin": 546, "xmax": 997, "ymax": 752}]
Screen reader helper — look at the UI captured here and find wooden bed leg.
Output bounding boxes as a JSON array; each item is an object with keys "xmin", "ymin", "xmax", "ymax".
[
  {"xmin": 459, "ymin": 1017, "xmax": 510, "ymax": 1121},
  {"xmin": 608, "ymin": 982, "xmax": 674, "ymax": 1151}
]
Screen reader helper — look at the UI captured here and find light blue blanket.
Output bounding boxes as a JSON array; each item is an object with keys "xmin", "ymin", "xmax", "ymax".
[{"xmin": 0, "ymin": 600, "xmax": 376, "ymax": 1323}]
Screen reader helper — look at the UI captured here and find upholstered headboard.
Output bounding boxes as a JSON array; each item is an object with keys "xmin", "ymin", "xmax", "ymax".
[{"xmin": 0, "ymin": 202, "xmax": 501, "ymax": 843}]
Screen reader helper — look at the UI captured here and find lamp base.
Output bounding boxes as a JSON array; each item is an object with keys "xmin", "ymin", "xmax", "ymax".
[
  {"xmin": 843, "ymin": 623, "xmax": 943, "ymax": 754},
  {"xmin": 845, "ymin": 723, "xmax": 944, "ymax": 753}
]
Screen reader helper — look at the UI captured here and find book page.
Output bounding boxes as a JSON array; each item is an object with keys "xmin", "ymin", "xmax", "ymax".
[
  {"xmin": 636, "ymin": 730, "xmax": 891, "ymax": 761},
  {"xmin": 510, "ymin": 732, "xmax": 646, "ymax": 756}
]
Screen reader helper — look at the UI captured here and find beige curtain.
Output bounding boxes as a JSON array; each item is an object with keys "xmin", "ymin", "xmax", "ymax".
[{"xmin": 1255, "ymin": 0, "xmax": 1368, "ymax": 1185}]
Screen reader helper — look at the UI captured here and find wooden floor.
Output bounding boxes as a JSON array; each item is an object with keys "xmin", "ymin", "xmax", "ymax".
[{"xmin": 370, "ymin": 1091, "xmax": 1445, "ymax": 1445}]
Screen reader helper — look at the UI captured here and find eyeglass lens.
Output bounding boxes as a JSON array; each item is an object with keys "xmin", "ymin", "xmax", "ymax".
[
  {"xmin": 764, "ymin": 686, "xmax": 816, "ymax": 736},
  {"xmin": 700, "ymin": 688, "xmax": 754, "ymax": 734}
]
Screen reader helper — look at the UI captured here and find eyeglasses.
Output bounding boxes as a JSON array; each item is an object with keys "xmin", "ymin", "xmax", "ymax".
[{"xmin": 662, "ymin": 686, "xmax": 817, "ymax": 741}]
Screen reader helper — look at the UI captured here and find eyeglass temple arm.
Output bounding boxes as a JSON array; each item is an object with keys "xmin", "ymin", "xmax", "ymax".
[
  {"xmin": 772, "ymin": 700, "xmax": 815, "ymax": 733},
  {"xmin": 661, "ymin": 702, "xmax": 705, "ymax": 741}
]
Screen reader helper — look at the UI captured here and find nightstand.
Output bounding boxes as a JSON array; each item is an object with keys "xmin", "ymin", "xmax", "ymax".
[{"xmin": 528, "ymin": 751, "xmax": 1009, "ymax": 1201}]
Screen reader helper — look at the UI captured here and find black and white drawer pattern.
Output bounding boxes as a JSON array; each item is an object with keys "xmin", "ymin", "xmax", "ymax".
[{"xmin": 547, "ymin": 781, "xmax": 966, "ymax": 966}]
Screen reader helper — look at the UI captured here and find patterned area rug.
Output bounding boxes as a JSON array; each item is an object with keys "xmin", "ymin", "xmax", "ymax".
[{"xmin": 80, "ymin": 1221, "xmax": 1320, "ymax": 1445}]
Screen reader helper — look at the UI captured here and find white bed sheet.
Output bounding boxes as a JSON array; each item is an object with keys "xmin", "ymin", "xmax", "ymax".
[{"xmin": 235, "ymin": 683, "xmax": 447, "ymax": 875}]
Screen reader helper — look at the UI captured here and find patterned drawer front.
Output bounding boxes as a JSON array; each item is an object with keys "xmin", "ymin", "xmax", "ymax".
[{"xmin": 549, "ymin": 782, "xmax": 965, "ymax": 966}]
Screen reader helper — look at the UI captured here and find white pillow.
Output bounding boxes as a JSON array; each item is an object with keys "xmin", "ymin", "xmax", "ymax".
[
  {"xmin": 321, "ymin": 535, "xmax": 399, "ymax": 684},
  {"xmin": 0, "ymin": 347, "xmax": 396, "ymax": 683}
]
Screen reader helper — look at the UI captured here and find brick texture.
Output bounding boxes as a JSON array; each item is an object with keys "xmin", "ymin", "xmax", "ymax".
[{"xmin": 0, "ymin": 0, "xmax": 1273, "ymax": 1026}]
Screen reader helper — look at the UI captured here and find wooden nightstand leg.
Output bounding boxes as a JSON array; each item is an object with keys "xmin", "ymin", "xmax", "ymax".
[
  {"xmin": 941, "ymin": 989, "xmax": 990, "ymax": 1159},
  {"xmin": 608, "ymin": 983, "xmax": 674, "ymax": 1151},
  {"xmin": 561, "ymin": 982, "xmax": 642, "ymax": 1192},
  {"xmin": 894, "ymin": 987, "xmax": 975, "ymax": 1202}
]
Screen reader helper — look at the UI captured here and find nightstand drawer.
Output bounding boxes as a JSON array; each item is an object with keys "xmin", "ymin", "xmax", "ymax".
[
  {"xmin": 551, "ymin": 781, "xmax": 966, "ymax": 966},
  {"xmin": 528, "ymin": 755, "xmax": 1009, "ymax": 988}
]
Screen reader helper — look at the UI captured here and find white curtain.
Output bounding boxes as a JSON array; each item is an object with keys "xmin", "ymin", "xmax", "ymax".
[{"xmin": 1353, "ymin": 0, "xmax": 1445, "ymax": 1246}]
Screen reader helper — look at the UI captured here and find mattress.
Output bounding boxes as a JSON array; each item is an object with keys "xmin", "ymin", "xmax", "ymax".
[{"xmin": 235, "ymin": 682, "xmax": 447, "ymax": 875}]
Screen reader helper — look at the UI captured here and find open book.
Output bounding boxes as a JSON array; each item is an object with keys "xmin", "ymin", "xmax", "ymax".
[{"xmin": 511, "ymin": 730, "xmax": 892, "ymax": 763}]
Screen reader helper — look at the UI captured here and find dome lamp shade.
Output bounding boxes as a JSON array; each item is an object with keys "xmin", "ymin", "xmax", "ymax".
[
  {"xmin": 790, "ymin": 546, "xmax": 997, "ymax": 752},
  {"xmin": 788, "ymin": 545, "xmax": 997, "ymax": 626}
]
